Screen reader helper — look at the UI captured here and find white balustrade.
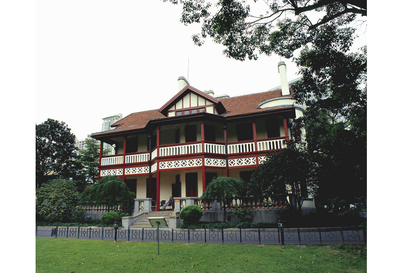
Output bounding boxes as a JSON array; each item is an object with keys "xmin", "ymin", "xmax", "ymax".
[
  {"xmin": 204, "ymin": 143, "xmax": 225, "ymax": 154},
  {"xmin": 227, "ymin": 142, "xmax": 255, "ymax": 154},
  {"xmin": 125, "ymin": 153, "xmax": 149, "ymax": 164},
  {"xmin": 159, "ymin": 143, "xmax": 202, "ymax": 157},
  {"xmin": 257, "ymin": 138, "xmax": 286, "ymax": 151},
  {"xmin": 100, "ymin": 139, "xmax": 286, "ymax": 167},
  {"xmin": 151, "ymin": 148, "xmax": 158, "ymax": 160},
  {"xmin": 101, "ymin": 156, "xmax": 124, "ymax": 166}
]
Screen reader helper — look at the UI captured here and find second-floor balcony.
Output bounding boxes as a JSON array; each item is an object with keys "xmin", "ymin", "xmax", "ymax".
[{"xmin": 100, "ymin": 136, "xmax": 287, "ymax": 167}]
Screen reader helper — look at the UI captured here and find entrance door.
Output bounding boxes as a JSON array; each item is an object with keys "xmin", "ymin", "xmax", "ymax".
[
  {"xmin": 185, "ymin": 173, "xmax": 198, "ymax": 197},
  {"xmin": 205, "ymin": 172, "xmax": 217, "ymax": 190},
  {"xmin": 146, "ymin": 178, "xmax": 157, "ymax": 208},
  {"xmin": 172, "ymin": 174, "xmax": 182, "ymax": 197}
]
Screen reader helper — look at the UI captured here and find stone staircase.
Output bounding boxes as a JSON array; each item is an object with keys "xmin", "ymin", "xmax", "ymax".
[{"xmin": 129, "ymin": 211, "xmax": 177, "ymax": 228}]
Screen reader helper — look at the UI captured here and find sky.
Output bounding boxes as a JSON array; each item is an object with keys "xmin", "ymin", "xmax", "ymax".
[{"xmin": 36, "ymin": 0, "xmax": 365, "ymax": 140}]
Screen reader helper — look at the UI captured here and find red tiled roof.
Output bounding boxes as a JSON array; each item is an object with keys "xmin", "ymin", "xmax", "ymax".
[
  {"xmin": 221, "ymin": 89, "xmax": 285, "ymax": 117},
  {"xmin": 92, "ymin": 88, "xmax": 293, "ymax": 138}
]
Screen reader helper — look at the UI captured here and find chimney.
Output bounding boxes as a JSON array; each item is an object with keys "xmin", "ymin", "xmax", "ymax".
[
  {"xmin": 278, "ymin": 61, "xmax": 290, "ymax": 96},
  {"xmin": 177, "ymin": 76, "xmax": 190, "ymax": 91},
  {"xmin": 204, "ymin": 90, "xmax": 215, "ymax": 97}
]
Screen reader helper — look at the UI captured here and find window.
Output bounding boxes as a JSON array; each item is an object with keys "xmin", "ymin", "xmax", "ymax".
[
  {"xmin": 126, "ymin": 137, "xmax": 138, "ymax": 153},
  {"xmin": 236, "ymin": 123, "xmax": 253, "ymax": 141},
  {"xmin": 185, "ymin": 124, "xmax": 197, "ymax": 142},
  {"xmin": 266, "ymin": 118, "xmax": 280, "ymax": 138},
  {"xmin": 205, "ymin": 125, "xmax": 216, "ymax": 142},
  {"xmin": 171, "ymin": 108, "xmax": 205, "ymax": 117},
  {"xmin": 175, "ymin": 128, "xmax": 180, "ymax": 144}
]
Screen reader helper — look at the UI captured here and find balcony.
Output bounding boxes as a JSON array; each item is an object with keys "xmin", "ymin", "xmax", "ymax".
[{"xmin": 100, "ymin": 137, "xmax": 287, "ymax": 167}]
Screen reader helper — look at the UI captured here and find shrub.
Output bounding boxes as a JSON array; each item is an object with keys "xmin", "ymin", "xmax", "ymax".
[
  {"xmin": 179, "ymin": 205, "xmax": 203, "ymax": 225},
  {"xmin": 101, "ymin": 212, "xmax": 121, "ymax": 225},
  {"xmin": 232, "ymin": 208, "xmax": 255, "ymax": 222}
]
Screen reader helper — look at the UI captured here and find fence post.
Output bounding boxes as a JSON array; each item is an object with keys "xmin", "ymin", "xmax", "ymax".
[
  {"xmin": 172, "ymin": 229, "xmax": 174, "ymax": 242},
  {"xmin": 128, "ymin": 226, "xmax": 130, "ymax": 242},
  {"xmin": 204, "ymin": 228, "xmax": 206, "ymax": 243},
  {"xmin": 101, "ymin": 227, "xmax": 104, "ymax": 240},
  {"xmin": 142, "ymin": 228, "xmax": 144, "ymax": 241},
  {"xmin": 298, "ymin": 228, "xmax": 301, "ymax": 245},
  {"xmin": 66, "ymin": 226, "xmax": 69, "ymax": 238},
  {"xmin": 318, "ymin": 228, "xmax": 322, "ymax": 244},
  {"xmin": 188, "ymin": 229, "xmax": 190, "ymax": 244},
  {"xmin": 222, "ymin": 229, "xmax": 224, "ymax": 244},
  {"xmin": 339, "ymin": 227, "xmax": 344, "ymax": 244},
  {"xmin": 240, "ymin": 228, "xmax": 242, "ymax": 243},
  {"xmin": 77, "ymin": 226, "xmax": 80, "ymax": 239},
  {"xmin": 258, "ymin": 228, "xmax": 261, "ymax": 245},
  {"xmin": 89, "ymin": 227, "xmax": 91, "ymax": 239},
  {"xmin": 55, "ymin": 226, "xmax": 58, "ymax": 238}
]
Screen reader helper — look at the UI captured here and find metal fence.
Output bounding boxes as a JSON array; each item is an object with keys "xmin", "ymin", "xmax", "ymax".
[{"xmin": 36, "ymin": 226, "xmax": 366, "ymax": 245}]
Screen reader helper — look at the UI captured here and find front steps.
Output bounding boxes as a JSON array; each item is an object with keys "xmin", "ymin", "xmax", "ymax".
[{"xmin": 129, "ymin": 211, "xmax": 177, "ymax": 228}]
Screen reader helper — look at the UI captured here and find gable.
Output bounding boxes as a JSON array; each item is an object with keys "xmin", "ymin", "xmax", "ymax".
[
  {"xmin": 166, "ymin": 92, "xmax": 216, "ymax": 117},
  {"xmin": 159, "ymin": 85, "xmax": 226, "ymax": 117}
]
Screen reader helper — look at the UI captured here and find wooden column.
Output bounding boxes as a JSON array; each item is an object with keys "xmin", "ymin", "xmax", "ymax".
[
  {"xmin": 223, "ymin": 124, "xmax": 229, "ymax": 177},
  {"xmin": 283, "ymin": 118, "xmax": 289, "ymax": 142},
  {"xmin": 252, "ymin": 121, "xmax": 258, "ymax": 166},
  {"xmin": 201, "ymin": 121, "xmax": 206, "ymax": 195},
  {"xmin": 156, "ymin": 127, "xmax": 160, "ymax": 211},
  {"xmin": 98, "ymin": 141, "xmax": 103, "ymax": 180}
]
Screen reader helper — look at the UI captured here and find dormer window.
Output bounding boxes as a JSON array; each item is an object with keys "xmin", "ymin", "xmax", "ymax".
[{"xmin": 175, "ymin": 107, "xmax": 206, "ymax": 116}]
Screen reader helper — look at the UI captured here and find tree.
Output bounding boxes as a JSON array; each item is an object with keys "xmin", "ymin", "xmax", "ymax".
[
  {"xmin": 250, "ymin": 143, "xmax": 314, "ymax": 213},
  {"xmin": 200, "ymin": 176, "xmax": 243, "ymax": 222},
  {"xmin": 77, "ymin": 138, "xmax": 101, "ymax": 185},
  {"xmin": 172, "ymin": 0, "xmax": 366, "ymax": 60},
  {"xmin": 36, "ymin": 118, "xmax": 83, "ymax": 188},
  {"xmin": 81, "ymin": 176, "xmax": 135, "ymax": 212},
  {"xmin": 36, "ymin": 178, "xmax": 81, "ymax": 222},
  {"xmin": 291, "ymin": 26, "xmax": 366, "ymax": 207}
]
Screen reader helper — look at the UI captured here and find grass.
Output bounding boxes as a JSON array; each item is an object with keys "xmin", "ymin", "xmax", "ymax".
[{"xmin": 36, "ymin": 237, "xmax": 366, "ymax": 272}]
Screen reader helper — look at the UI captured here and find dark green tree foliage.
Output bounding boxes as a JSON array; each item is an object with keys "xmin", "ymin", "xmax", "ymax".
[
  {"xmin": 173, "ymin": 0, "xmax": 366, "ymax": 60},
  {"xmin": 200, "ymin": 176, "xmax": 244, "ymax": 222},
  {"xmin": 250, "ymin": 143, "xmax": 314, "ymax": 211},
  {"xmin": 36, "ymin": 178, "xmax": 80, "ymax": 222},
  {"xmin": 81, "ymin": 176, "xmax": 135, "ymax": 211},
  {"xmin": 77, "ymin": 138, "xmax": 101, "ymax": 184},
  {"xmin": 291, "ymin": 25, "xmax": 366, "ymax": 207},
  {"xmin": 36, "ymin": 118, "xmax": 83, "ymax": 187}
]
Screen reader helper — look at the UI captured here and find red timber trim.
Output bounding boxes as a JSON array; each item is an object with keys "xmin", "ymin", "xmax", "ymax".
[
  {"xmin": 156, "ymin": 168, "xmax": 160, "ymax": 211},
  {"xmin": 156, "ymin": 126, "xmax": 160, "ymax": 211},
  {"xmin": 201, "ymin": 122, "xmax": 206, "ymax": 195},
  {"xmin": 283, "ymin": 118, "xmax": 289, "ymax": 141},
  {"xmin": 252, "ymin": 121, "xmax": 258, "ymax": 165},
  {"xmin": 99, "ymin": 141, "xmax": 103, "ymax": 181},
  {"xmin": 223, "ymin": 125, "xmax": 229, "ymax": 177},
  {"xmin": 123, "ymin": 137, "xmax": 127, "ymax": 164}
]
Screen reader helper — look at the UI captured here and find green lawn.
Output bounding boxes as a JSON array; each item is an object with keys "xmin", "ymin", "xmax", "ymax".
[{"xmin": 36, "ymin": 237, "xmax": 366, "ymax": 272}]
